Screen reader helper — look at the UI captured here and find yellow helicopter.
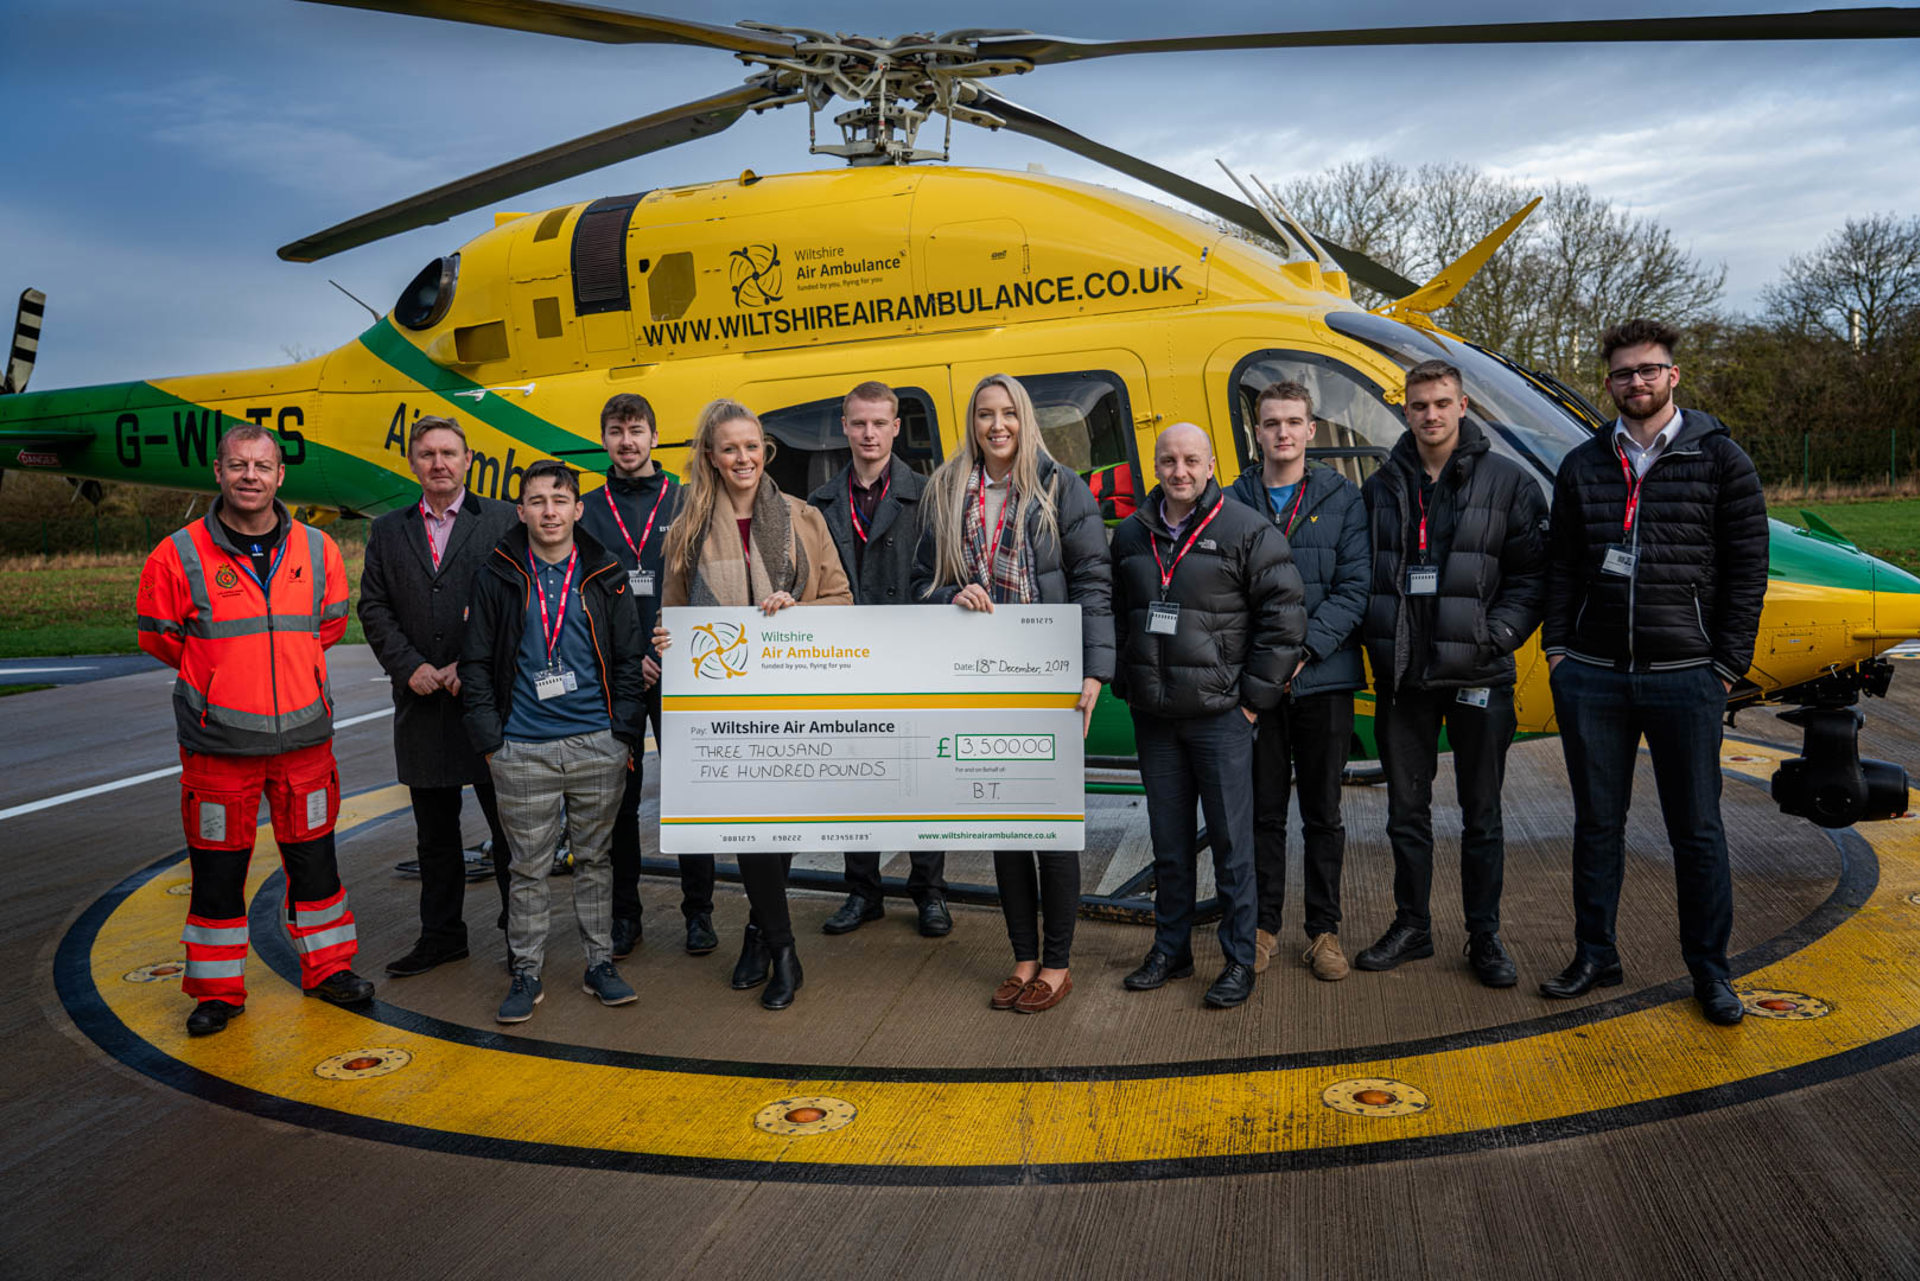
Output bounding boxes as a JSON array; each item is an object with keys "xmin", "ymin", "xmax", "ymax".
[{"xmin": 2, "ymin": 0, "xmax": 1916, "ymax": 826}]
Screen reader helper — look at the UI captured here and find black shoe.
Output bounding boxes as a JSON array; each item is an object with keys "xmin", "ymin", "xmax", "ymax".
[
  {"xmin": 1203, "ymin": 963, "xmax": 1256, "ymax": 1009},
  {"xmin": 185, "ymin": 999, "xmax": 243, "ymax": 1037},
  {"xmin": 761, "ymin": 944, "xmax": 804, "ymax": 1010},
  {"xmin": 384, "ymin": 940, "xmax": 469, "ymax": 978},
  {"xmin": 917, "ymin": 898, "xmax": 953, "ymax": 938},
  {"xmin": 305, "ymin": 970, "xmax": 376, "ymax": 1006},
  {"xmin": 1466, "ymin": 931, "xmax": 1518, "ymax": 988},
  {"xmin": 1539, "ymin": 956, "xmax": 1625, "ymax": 999},
  {"xmin": 611, "ymin": 916, "xmax": 642, "ymax": 961},
  {"xmin": 730, "ymin": 924, "xmax": 771, "ymax": 990},
  {"xmin": 1353, "ymin": 923, "xmax": 1434, "ymax": 971},
  {"xmin": 822, "ymin": 894, "xmax": 884, "ymax": 935},
  {"xmin": 685, "ymin": 913, "xmax": 718, "ymax": 956},
  {"xmin": 1123, "ymin": 950, "xmax": 1195, "ymax": 991},
  {"xmin": 1696, "ymin": 978, "xmax": 1745, "ymax": 1026}
]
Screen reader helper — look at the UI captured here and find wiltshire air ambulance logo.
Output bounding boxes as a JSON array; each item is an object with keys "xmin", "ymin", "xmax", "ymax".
[
  {"xmin": 214, "ymin": 564, "xmax": 241, "ymax": 590},
  {"xmin": 728, "ymin": 244, "xmax": 783, "ymax": 307},
  {"xmin": 689, "ymin": 622, "xmax": 751, "ymax": 681}
]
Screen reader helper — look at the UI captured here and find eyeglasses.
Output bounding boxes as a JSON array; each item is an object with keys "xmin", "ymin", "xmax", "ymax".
[{"xmin": 1606, "ymin": 362, "xmax": 1674, "ymax": 385}]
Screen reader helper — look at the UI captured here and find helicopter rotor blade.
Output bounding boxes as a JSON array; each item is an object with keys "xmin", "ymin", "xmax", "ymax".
[
  {"xmin": 296, "ymin": 0, "xmax": 796, "ymax": 55},
  {"xmin": 278, "ymin": 83, "xmax": 784, "ymax": 262},
  {"xmin": 968, "ymin": 89, "xmax": 1418, "ymax": 299},
  {"xmin": 976, "ymin": 7, "xmax": 1920, "ymax": 64}
]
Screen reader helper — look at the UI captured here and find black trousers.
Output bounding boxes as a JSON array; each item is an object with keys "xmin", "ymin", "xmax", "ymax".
[
  {"xmin": 1374, "ymin": 684, "xmax": 1517, "ymax": 935},
  {"xmin": 844, "ymin": 851, "xmax": 947, "ymax": 904},
  {"xmin": 1253, "ymin": 691, "xmax": 1353, "ymax": 939},
  {"xmin": 995, "ymin": 852, "xmax": 1079, "ymax": 969},
  {"xmin": 740, "ymin": 853, "xmax": 795, "ymax": 949},
  {"xmin": 610, "ymin": 688, "xmax": 716, "ymax": 923},
  {"xmin": 1551, "ymin": 660, "xmax": 1734, "ymax": 982},
  {"xmin": 408, "ymin": 782, "xmax": 511, "ymax": 947},
  {"xmin": 1134, "ymin": 707, "xmax": 1259, "ymax": 968}
]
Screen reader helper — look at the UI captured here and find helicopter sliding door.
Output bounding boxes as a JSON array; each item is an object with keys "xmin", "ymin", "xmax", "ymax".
[
  {"xmin": 950, "ymin": 352, "xmax": 1149, "ymax": 528},
  {"xmin": 732, "ymin": 364, "xmax": 951, "ymax": 499}
]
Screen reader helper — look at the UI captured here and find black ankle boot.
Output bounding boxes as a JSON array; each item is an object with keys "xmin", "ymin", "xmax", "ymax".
[
  {"xmin": 730, "ymin": 924, "xmax": 770, "ymax": 989},
  {"xmin": 761, "ymin": 944, "xmax": 803, "ymax": 1010}
]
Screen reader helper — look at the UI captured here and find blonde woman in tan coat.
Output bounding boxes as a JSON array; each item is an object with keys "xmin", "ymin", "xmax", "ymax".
[{"xmin": 655, "ymin": 399, "xmax": 851, "ymax": 1010}]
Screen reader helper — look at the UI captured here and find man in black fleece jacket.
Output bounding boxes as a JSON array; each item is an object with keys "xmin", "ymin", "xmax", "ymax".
[
  {"xmin": 1538, "ymin": 318, "xmax": 1769, "ymax": 1027},
  {"xmin": 1111, "ymin": 424, "xmax": 1305, "ymax": 1009},
  {"xmin": 1356, "ymin": 360, "xmax": 1547, "ymax": 987}
]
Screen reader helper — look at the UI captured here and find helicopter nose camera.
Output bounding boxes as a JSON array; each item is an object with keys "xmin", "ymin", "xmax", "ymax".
[{"xmin": 1772, "ymin": 704, "xmax": 1911, "ymax": 829}]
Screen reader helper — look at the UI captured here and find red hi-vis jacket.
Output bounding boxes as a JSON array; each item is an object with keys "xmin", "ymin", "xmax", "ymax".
[{"xmin": 138, "ymin": 499, "xmax": 351, "ymax": 757}]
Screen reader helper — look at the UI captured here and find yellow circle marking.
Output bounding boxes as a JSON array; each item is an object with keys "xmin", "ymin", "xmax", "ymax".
[
  {"xmin": 1738, "ymin": 989, "xmax": 1833, "ymax": 1020},
  {"xmin": 76, "ymin": 760, "xmax": 1920, "ymax": 1174},
  {"xmin": 123, "ymin": 960, "xmax": 185, "ymax": 984},
  {"xmin": 753, "ymin": 1096, "xmax": 858, "ymax": 1137},
  {"xmin": 315, "ymin": 1048, "xmax": 413, "ymax": 1081},
  {"xmin": 1322, "ymin": 1078, "xmax": 1430, "ymax": 1118}
]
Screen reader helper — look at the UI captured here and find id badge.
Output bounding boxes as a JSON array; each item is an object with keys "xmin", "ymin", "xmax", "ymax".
[
  {"xmin": 1406, "ymin": 565, "xmax": 1439, "ymax": 596},
  {"xmin": 534, "ymin": 667, "xmax": 577, "ymax": 701},
  {"xmin": 1601, "ymin": 545, "xmax": 1638, "ymax": 578},
  {"xmin": 1456, "ymin": 686, "xmax": 1491, "ymax": 709},
  {"xmin": 628, "ymin": 569, "xmax": 656, "ymax": 597},
  {"xmin": 1147, "ymin": 601, "xmax": 1181, "ymax": 635}
]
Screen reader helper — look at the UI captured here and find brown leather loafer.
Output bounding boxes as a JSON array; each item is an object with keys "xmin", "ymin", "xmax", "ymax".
[
  {"xmin": 990, "ymin": 975, "xmax": 1030, "ymax": 1010},
  {"xmin": 1015, "ymin": 973, "xmax": 1072, "ymax": 1014}
]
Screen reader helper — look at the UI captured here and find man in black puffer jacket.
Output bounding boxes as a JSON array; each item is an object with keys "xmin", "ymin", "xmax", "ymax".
[
  {"xmin": 1538, "ymin": 318, "xmax": 1769, "ymax": 1028},
  {"xmin": 1356, "ymin": 360, "xmax": 1547, "ymax": 987},
  {"xmin": 1226, "ymin": 380, "xmax": 1371, "ymax": 983},
  {"xmin": 1112, "ymin": 424, "xmax": 1305, "ymax": 1009}
]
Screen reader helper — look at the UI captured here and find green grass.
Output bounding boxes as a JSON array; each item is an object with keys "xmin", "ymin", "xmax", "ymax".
[
  {"xmin": 0, "ymin": 548, "xmax": 369, "ymax": 660},
  {"xmin": 1781, "ymin": 497, "xmax": 1920, "ymax": 574},
  {"xmin": 0, "ymin": 683, "xmax": 53, "ymax": 697}
]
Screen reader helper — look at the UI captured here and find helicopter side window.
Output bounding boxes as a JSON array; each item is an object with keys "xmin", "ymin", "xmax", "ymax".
[
  {"xmin": 394, "ymin": 254, "xmax": 458, "ymax": 331},
  {"xmin": 759, "ymin": 387, "xmax": 941, "ymax": 499},
  {"xmin": 1014, "ymin": 370, "xmax": 1141, "ymax": 525},
  {"xmin": 1229, "ymin": 350, "xmax": 1404, "ymax": 489}
]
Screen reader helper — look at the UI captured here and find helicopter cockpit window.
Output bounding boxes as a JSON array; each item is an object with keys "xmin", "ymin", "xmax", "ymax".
[
  {"xmin": 760, "ymin": 387, "xmax": 941, "ymax": 499},
  {"xmin": 1015, "ymin": 370, "xmax": 1140, "ymax": 525},
  {"xmin": 1229, "ymin": 350, "xmax": 1406, "ymax": 489},
  {"xmin": 1322, "ymin": 310, "xmax": 1594, "ymax": 481},
  {"xmin": 393, "ymin": 254, "xmax": 458, "ymax": 331}
]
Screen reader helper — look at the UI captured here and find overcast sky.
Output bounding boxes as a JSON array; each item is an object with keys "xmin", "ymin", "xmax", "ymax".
[{"xmin": 5, "ymin": 0, "xmax": 1916, "ymax": 389}]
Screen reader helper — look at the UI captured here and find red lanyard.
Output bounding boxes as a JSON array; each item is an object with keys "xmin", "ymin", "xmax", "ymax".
[
  {"xmin": 1280, "ymin": 479, "xmax": 1308, "ymax": 537},
  {"xmin": 419, "ymin": 498, "xmax": 448, "ymax": 570},
  {"xmin": 976, "ymin": 468, "xmax": 1014, "ymax": 569},
  {"xmin": 1151, "ymin": 498, "xmax": 1225, "ymax": 592},
  {"xmin": 603, "ymin": 480, "xmax": 667, "ymax": 563},
  {"xmin": 1415, "ymin": 485, "xmax": 1430, "ymax": 557},
  {"xmin": 849, "ymin": 469, "xmax": 891, "ymax": 543},
  {"xmin": 1616, "ymin": 445, "xmax": 1645, "ymax": 536},
  {"xmin": 528, "ymin": 549, "xmax": 578, "ymax": 666}
]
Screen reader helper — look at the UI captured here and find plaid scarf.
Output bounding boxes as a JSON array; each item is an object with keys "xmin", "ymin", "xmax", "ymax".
[
  {"xmin": 685, "ymin": 478, "xmax": 806, "ymax": 607},
  {"xmin": 963, "ymin": 463, "xmax": 1040, "ymax": 605}
]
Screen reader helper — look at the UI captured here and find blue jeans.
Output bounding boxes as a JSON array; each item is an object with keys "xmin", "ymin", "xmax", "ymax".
[
  {"xmin": 1132, "ymin": 707, "xmax": 1259, "ymax": 968},
  {"xmin": 1550, "ymin": 660, "xmax": 1733, "ymax": 982}
]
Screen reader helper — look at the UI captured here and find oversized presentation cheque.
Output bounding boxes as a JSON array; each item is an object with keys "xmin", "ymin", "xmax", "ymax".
[{"xmin": 659, "ymin": 605, "xmax": 1085, "ymax": 853}]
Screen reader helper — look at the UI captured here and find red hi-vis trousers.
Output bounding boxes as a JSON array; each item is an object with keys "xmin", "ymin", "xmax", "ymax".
[{"xmin": 178, "ymin": 741, "xmax": 356, "ymax": 1002}]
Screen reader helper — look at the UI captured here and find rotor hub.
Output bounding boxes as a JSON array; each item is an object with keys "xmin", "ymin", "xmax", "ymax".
[{"xmin": 735, "ymin": 26, "xmax": 1035, "ymax": 164}]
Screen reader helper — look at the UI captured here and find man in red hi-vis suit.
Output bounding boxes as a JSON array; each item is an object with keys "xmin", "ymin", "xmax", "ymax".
[{"xmin": 137, "ymin": 423, "xmax": 376, "ymax": 1037}]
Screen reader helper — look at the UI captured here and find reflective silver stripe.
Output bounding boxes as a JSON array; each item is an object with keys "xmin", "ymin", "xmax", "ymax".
[
  {"xmin": 181, "ymin": 613, "xmax": 320, "ymax": 639},
  {"xmin": 171, "ymin": 527, "xmax": 211, "ymax": 619},
  {"xmin": 182, "ymin": 923, "xmax": 249, "ymax": 947},
  {"xmin": 294, "ymin": 895, "xmax": 349, "ymax": 930},
  {"xmin": 177, "ymin": 687, "xmax": 330, "ymax": 735},
  {"xmin": 305, "ymin": 526, "xmax": 326, "ymax": 619},
  {"xmin": 137, "ymin": 614, "xmax": 184, "ymax": 636},
  {"xmin": 320, "ymin": 600, "xmax": 349, "ymax": 622},
  {"xmin": 290, "ymin": 922, "xmax": 356, "ymax": 953},
  {"xmin": 184, "ymin": 957, "xmax": 247, "ymax": 978}
]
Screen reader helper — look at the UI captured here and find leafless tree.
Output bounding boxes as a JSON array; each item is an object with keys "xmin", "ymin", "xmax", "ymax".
[{"xmin": 1762, "ymin": 214, "xmax": 1920, "ymax": 351}]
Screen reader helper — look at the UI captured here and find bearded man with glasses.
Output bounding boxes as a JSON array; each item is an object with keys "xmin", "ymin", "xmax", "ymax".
[{"xmin": 1538, "ymin": 318, "xmax": 1769, "ymax": 1026}]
